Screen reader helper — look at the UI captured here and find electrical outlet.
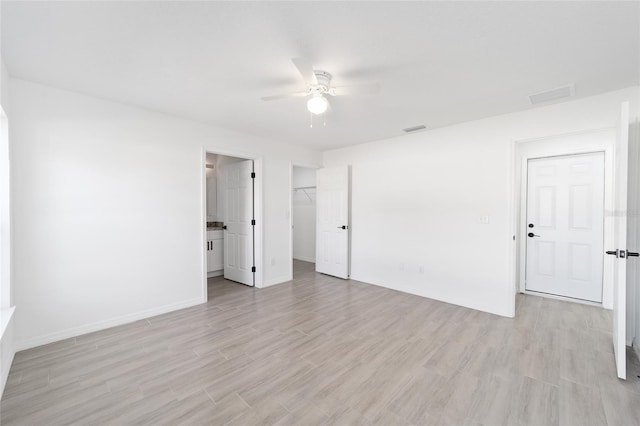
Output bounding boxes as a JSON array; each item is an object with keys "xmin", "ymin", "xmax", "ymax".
[
  {"xmin": 270, "ymin": 258, "xmax": 276, "ymax": 266},
  {"xmin": 478, "ymin": 215, "xmax": 490, "ymax": 224},
  {"xmin": 419, "ymin": 266, "xmax": 425, "ymax": 274},
  {"xmin": 399, "ymin": 263, "xmax": 405, "ymax": 271}
]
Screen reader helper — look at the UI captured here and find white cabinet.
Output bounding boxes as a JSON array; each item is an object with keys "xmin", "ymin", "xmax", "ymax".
[{"xmin": 207, "ymin": 230, "xmax": 224, "ymax": 273}]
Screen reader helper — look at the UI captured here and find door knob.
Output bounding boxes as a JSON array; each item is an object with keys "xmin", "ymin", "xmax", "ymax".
[
  {"xmin": 627, "ymin": 251, "xmax": 639, "ymax": 257},
  {"xmin": 222, "ymin": 226, "xmax": 227, "ymax": 230},
  {"xmin": 527, "ymin": 232, "xmax": 540, "ymax": 238},
  {"xmin": 528, "ymin": 224, "xmax": 534, "ymax": 228},
  {"xmin": 606, "ymin": 250, "xmax": 618, "ymax": 256},
  {"xmin": 337, "ymin": 225, "xmax": 348, "ymax": 230}
]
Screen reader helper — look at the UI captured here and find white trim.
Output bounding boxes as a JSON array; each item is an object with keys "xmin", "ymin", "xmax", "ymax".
[
  {"xmin": 201, "ymin": 148, "xmax": 208, "ymax": 302},
  {"xmin": 633, "ymin": 337, "xmax": 640, "ymax": 362},
  {"xmin": 512, "ymin": 128, "xmax": 616, "ymax": 310},
  {"xmin": 253, "ymin": 158, "xmax": 264, "ymax": 289},
  {"xmin": 262, "ymin": 275, "xmax": 292, "ymax": 288},
  {"xmin": 293, "ymin": 255, "xmax": 315, "ymax": 263},
  {"xmin": 15, "ymin": 297, "xmax": 203, "ymax": 352},
  {"xmin": 0, "ymin": 306, "xmax": 15, "ymax": 342},
  {"xmin": 0, "ymin": 105, "xmax": 10, "ymax": 309},
  {"xmin": 353, "ymin": 276, "xmax": 512, "ymax": 318},
  {"xmin": 521, "ymin": 290, "xmax": 603, "ymax": 307},
  {"xmin": 0, "ymin": 307, "xmax": 15, "ymax": 400},
  {"xmin": 506, "ymin": 137, "xmax": 517, "ymax": 317}
]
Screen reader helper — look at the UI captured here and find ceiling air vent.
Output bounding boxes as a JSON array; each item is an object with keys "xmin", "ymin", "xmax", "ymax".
[
  {"xmin": 403, "ymin": 125, "xmax": 427, "ymax": 133},
  {"xmin": 528, "ymin": 84, "xmax": 575, "ymax": 105}
]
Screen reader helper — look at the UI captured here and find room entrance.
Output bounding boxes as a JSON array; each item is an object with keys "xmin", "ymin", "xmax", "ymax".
[
  {"xmin": 206, "ymin": 152, "xmax": 256, "ymax": 288},
  {"xmin": 524, "ymin": 152, "xmax": 605, "ymax": 302},
  {"xmin": 291, "ymin": 166, "xmax": 317, "ymax": 278}
]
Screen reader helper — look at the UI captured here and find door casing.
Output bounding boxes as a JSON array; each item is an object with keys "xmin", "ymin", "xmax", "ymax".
[
  {"xmin": 524, "ymin": 152, "xmax": 605, "ymax": 303},
  {"xmin": 201, "ymin": 148, "xmax": 263, "ymax": 301},
  {"xmin": 513, "ymin": 129, "xmax": 616, "ymax": 308},
  {"xmin": 288, "ymin": 162, "xmax": 321, "ymax": 281}
]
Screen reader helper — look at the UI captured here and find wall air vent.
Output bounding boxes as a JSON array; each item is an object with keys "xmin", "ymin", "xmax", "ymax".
[
  {"xmin": 528, "ymin": 84, "xmax": 575, "ymax": 105},
  {"xmin": 402, "ymin": 125, "xmax": 427, "ymax": 133}
]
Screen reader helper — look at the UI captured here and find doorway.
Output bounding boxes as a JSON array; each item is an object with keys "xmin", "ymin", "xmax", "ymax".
[
  {"xmin": 205, "ymin": 152, "xmax": 258, "ymax": 295},
  {"xmin": 513, "ymin": 128, "xmax": 616, "ymax": 309},
  {"xmin": 291, "ymin": 166, "xmax": 317, "ymax": 278},
  {"xmin": 524, "ymin": 152, "xmax": 605, "ymax": 302}
]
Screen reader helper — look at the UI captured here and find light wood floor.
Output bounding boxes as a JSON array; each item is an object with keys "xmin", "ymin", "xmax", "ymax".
[{"xmin": 2, "ymin": 260, "xmax": 640, "ymax": 425}]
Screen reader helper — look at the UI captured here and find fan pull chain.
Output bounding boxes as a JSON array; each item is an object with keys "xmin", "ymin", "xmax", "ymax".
[
  {"xmin": 309, "ymin": 112, "xmax": 313, "ymax": 128},
  {"xmin": 323, "ymin": 114, "xmax": 326, "ymax": 127}
]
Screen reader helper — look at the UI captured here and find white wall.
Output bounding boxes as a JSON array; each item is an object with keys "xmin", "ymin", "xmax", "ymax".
[
  {"xmin": 9, "ymin": 78, "xmax": 322, "ymax": 349},
  {"xmin": 323, "ymin": 87, "xmax": 640, "ymax": 318},
  {"xmin": 292, "ymin": 166, "xmax": 316, "ymax": 263}
]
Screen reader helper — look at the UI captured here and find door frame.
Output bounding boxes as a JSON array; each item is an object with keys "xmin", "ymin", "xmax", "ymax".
[
  {"xmin": 513, "ymin": 128, "xmax": 616, "ymax": 308},
  {"xmin": 288, "ymin": 162, "xmax": 321, "ymax": 281},
  {"xmin": 201, "ymin": 147, "xmax": 264, "ymax": 301}
]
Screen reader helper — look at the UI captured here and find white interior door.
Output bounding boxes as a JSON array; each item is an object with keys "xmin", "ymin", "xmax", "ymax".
[
  {"xmin": 316, "ymin": 166, "xmax": 349, "ymax": 279},
  {"xmin": 611, "ymin": 102, "xmax": 630, "ymax": 379},
  {"xmin": 525, "ymin": 152, "xmax": 605, "ymax": 302},
  {"xmin": 223, "ymin": 159, "xmax": 254, "ymax": 286}
]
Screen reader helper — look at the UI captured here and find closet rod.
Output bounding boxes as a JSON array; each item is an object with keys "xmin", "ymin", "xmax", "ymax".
[{"xmin": 293, "ymin": 186, "xmax": 315, "ymax": 202}]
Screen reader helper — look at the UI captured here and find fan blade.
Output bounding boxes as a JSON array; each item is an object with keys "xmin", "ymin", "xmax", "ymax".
[
  {"xmin": 328, "ymin": 83, "xmax": 380, "ymax": 96},
  {"xmin": 261, "ymin": 92, "xmax": 309, "ymax": 101},
  {"xmin": 291, "ymin": 57, "xmax": 318, "ymax": 85}
]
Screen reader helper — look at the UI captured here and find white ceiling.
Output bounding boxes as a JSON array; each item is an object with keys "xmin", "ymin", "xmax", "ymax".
[{"xmin": 2, "ymin": 1, "xmax": 639, "ymax": 150}]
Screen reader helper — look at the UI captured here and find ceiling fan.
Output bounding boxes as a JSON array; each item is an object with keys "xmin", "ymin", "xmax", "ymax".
[{"xmin": 261, "ymin": 58, "xmax": 380, "ymax": 115}]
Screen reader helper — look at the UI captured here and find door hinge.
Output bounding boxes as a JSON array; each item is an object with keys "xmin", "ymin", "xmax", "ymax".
[
  {"xmin": 251, "ymin": 219, "xmax": 256, "ymax": 226},
  {"xmin": 250, "ymin": 172, "xmax": 256, "ymax": 179},
  {"xmin": 251, "ymin": 266, "xmax": 256, "ymax": 273}
]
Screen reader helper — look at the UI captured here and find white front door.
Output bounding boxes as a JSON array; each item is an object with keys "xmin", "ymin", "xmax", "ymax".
[
  {"xmin": 222, "ymin": 159, "xmax": 254, "ymax": 286},
  {"xmin": 611, "ymin": 101, "xmax": 630, "ymax": 379},
  {"xmin": 316, "ymin": 166, "xmax": 350, "ymax": 279},
  {"xmin": 525, "ymin": 152, "xmax": 605, "ymax": 302}
]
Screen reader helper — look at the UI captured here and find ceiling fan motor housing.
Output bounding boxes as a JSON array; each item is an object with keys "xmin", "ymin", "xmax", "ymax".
[{"xmin": 313, "ymin": 70, "xmax": 332, "ymax": 93}]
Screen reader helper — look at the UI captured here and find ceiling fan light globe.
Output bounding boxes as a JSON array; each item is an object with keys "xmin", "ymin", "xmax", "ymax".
[{"xmin": 307, "ymin": 96, "xmax": 328, "ymax": 115}]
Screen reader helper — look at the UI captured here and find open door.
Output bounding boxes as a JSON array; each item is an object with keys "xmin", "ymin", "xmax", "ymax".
[
  {"xmin": 223, "ymin": 159, "xmax": 255, "ymax": 286},
  {"xmin": 610, "ymin": 101, "xmax": 630, "ymax": 379},
  {"xmin": 316, "ymin": 166, "xmax": 350, "ymax": 279}
]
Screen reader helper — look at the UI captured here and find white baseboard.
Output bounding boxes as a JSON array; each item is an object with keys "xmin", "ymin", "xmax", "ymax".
[
  {"xmin": 350, "ymin": 274, "xmax": 513, "ymax": 318},
  {"xmin": 0, "ymin": 310, "xmax": 15, "ymax": 400},
  {"xmin": 633, "ymin": 337, "xmax": 640, "ymax": 362},
  {"xmin": 261, "ymin": 275, "xmax": 292, "ymax": 288},
  {"xmin": 16, "ymin": 297, "xmax": 205, "ymax": 352},
  {"xmin": 293, "ymin": 255, "xmax": 315, "ymax": 263},
  {"xmin": 207, "ymin": 270, "xmax": 223, "ymax": 278}
]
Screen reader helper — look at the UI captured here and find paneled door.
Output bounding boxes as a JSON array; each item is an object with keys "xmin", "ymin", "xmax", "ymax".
[
  {"xmin": 525, "ymin": 152, "xmax": 605, "ymax": 302},
  {"xmin": 316, "ymin": 166, "xmax": 350, "ymax": 279},
  {"xmin": 222, "ymin": 159, "xmax": 254, "ymax": 286},
  {"xmin": 610, "ymin": 101, "xmax": 632, "ymax": 379}
]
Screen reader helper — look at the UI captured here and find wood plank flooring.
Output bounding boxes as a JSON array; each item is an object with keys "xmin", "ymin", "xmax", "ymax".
[{"xmin": 2, "ymin": 259, "xmax": 640, "ymax": 425}]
